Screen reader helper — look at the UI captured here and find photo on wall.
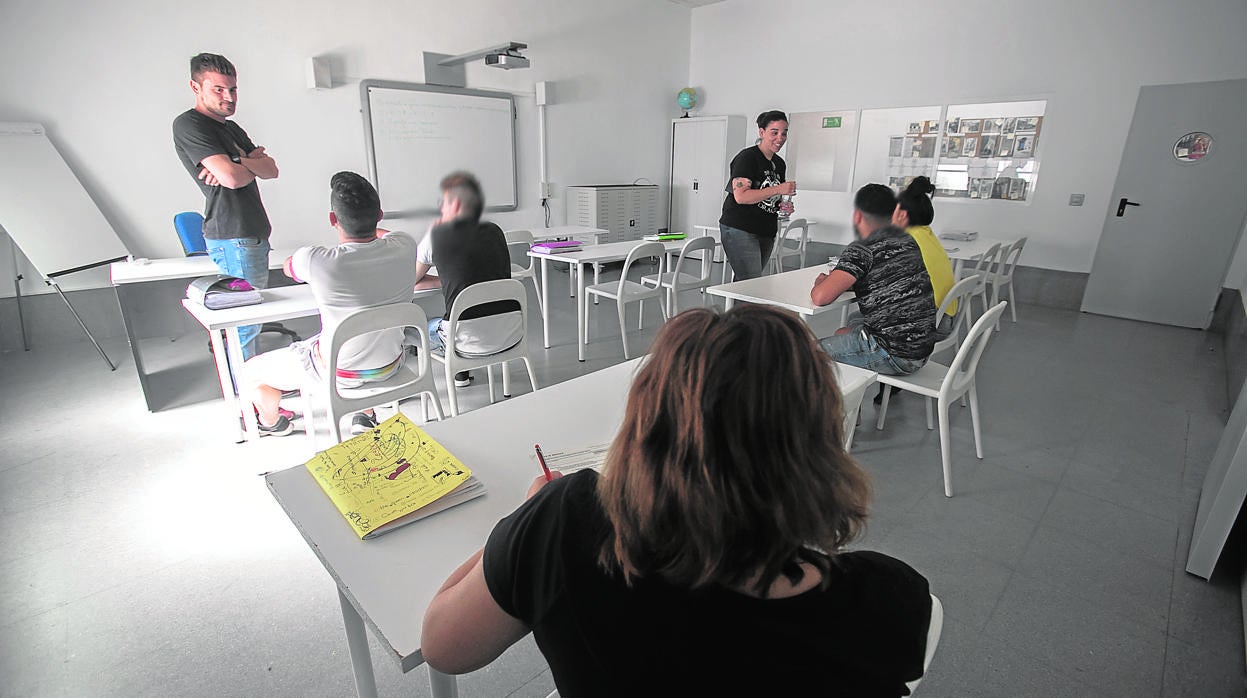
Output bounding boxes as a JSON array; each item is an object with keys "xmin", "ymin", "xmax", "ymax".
[
  {"xmin": 962, "ymin": 135, "xmax": 980, "ymax": 157},
  {"xmin": 1009, "ymin": 178, "xmax": 1028, "ymax": 200},
  {"xmin": 983, "ymin": 118, "xmax": 1005, "ymax": 133},
  {"xmin": 908, "ymin": 122, "xmax": 923, "ymax": 134},
  {"xmin": 1015, "ymin": 116, "xmax": 1041, "ymax": 132},
  {"xmin": 1015, "ymin": 134, "xmax": 1035, "ymax": 157},
  {"xmin": 978, "ymin": 178, "xmax": 995, "ymax": 199},
  {"xmin": 960, "ymin": 119, "xmax": 982, "ymax": 133},
  {"xmin": 998, "ymin": 135, "xmax": 1015, "ymax": 157},
  {"xmin": 991, "ymin": 177, "xmax": 1012, "ymax": 199},
  {"xmin": 1003, "ymin": 117, "xmax": 1017, "ymax": 134},
  {"xmin": 946, "ymin": 117, "xmax": 960, "ymax": 134},
  {"xmin": 889, "ymin": 137, "xmax": 904, "ymax": 157},
  {"xmin": 924, "ymin": 120, "xmax": 941, "ymax": 133},
  {"xmin": 978, "ymin": 134, "xmax": 998, "ymax": 158},
  {"xmin": 944, "ymin": 135, "xmax": 964, "ymax": 157}
]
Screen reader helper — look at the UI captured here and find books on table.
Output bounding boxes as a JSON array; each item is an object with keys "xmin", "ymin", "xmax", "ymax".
[
  {"xmin": 304, "ymin": 412, "xmax": 486, "ymax": 540},
  {"xmin": 530, "ymin": 240, "xmax": 583, "ymax": 254},
  {"xmin": 186, "ymin": 274, "xmax": 263, "ymax": 309}
]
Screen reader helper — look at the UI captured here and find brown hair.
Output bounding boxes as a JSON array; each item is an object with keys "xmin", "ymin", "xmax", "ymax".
[
  {"xmin": 439, "ymin": 171, "xmax": 484, "ymax": 221},
  {"xmin": 596, "ymin": 305, "xmax": 872, "ymax": 597}
]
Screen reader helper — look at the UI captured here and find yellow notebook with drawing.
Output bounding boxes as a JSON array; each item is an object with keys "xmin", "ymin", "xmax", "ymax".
[{"xmin": 304, "ymin": 413, "xmax": 486, "ymax": 539}]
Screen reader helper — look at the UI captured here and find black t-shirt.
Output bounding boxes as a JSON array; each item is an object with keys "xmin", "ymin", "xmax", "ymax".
[
  {"xmin": 483, "ymin": 470, "xmax": 931, "ymax": 697},
  {"xmin": 718, "ymin": 145, "xmax": 786, "ymax": 238},
  {"xmin": 172, "ymin": 109, "xmax": 272, "ymax": 241},
  {"xmin": 430, "ymin": 218, "xmax": 521, "ymax": 321},
  {"xmin": 835, "ymin": 226, "xmax": 936, "ymax": 360}
]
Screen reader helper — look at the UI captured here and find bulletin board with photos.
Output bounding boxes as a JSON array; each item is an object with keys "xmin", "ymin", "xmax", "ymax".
[{"xmin": 883, "ymin": 99, "xmax": 1047, "ymax": 202}]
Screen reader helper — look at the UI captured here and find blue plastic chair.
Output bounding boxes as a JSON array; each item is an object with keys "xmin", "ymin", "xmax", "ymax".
[{"xmin": 174, "ymin": 211, "xmax": 208, "ymax": 256}]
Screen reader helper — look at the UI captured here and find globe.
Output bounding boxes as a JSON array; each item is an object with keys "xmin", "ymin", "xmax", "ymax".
[{"xmin": 677, "ymin": 87, "xmax": 697, "ymax": 112}]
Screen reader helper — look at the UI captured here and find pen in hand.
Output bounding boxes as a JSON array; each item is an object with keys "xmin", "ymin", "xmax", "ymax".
[{"xmin": 534, "ymin": 444, "xmax": 553, "ymax": 482}]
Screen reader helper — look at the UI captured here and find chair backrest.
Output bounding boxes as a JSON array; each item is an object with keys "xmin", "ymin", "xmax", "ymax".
[
  {"xmin": 969, "ymin": 242, "xmax": 1001, "ymax": 279},
  {"xmin": 671, "ymin": 235, "xmax": 717, "ymax": 281},
  {"xmin": 618, "ymin": 241, "xmax": 667, "ymax": 288},
  {"xmin": 443, "ymin": 278, "xmax": 528, "ymax": 357},
  {"xmin": 941, "ymin": 301, "xmax": 1007, "ymax": 400},
  {"xmin": 174, "ymin": 211, "xmax": 207, "ymax": 257},
  {"xmin": 931, "ymin": 275, "xmax": 981, "ymax": 357},
  {"xmin": 998, "ymin": 236, "xmax": 1027, "ymax": 278},
  {"xmin": 504, "ymin": 229, "xmax": 535, "ymax": 272},
  {"xmin": 780, "ymin": 217, "xmax": 808, "ymax": 246},
  {"xmin": 322, "ymin": 301, "xmax": 433, "ymax": 399},
  {"xmin": 905, "ymin": 594, "xmax": 945, "ymax": 693}
]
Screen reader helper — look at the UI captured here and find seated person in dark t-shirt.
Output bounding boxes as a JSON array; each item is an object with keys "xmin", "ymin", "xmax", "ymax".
[
  {"xmin": 412, "ymin": 171, "xmax": 522, "ymax": 387},
  {"xmin": 811, "ymin": 183, "xmax": 936, "ymax": 376},
  {"xmin": 422, "ymin": 305, "xmax": 932, "ymax": 697}
]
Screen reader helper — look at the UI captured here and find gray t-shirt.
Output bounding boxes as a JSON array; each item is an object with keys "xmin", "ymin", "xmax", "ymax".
[
  {"xmin": 291, "ymin": 232, "xmax": 419, "ymax": 371},
  {"xmin": 172, "ymin": 109, "xmax": 271, "ymax": 241}
]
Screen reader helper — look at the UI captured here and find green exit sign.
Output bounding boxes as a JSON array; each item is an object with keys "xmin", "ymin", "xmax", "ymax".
[{"xmin": 822, "ymin": 116, "xmax": 842, "ymax": 128}]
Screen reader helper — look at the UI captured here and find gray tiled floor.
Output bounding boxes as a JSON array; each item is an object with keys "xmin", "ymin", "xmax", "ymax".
[{"xmin": 1, "ymin": 260, "xmax": 1244, "ymax": 696}]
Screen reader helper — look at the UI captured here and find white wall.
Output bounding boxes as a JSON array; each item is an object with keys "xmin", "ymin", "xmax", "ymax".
[
  {"xmin": 0, "ymin": 0, "xmax": 691, "ymax": 295},
  {"xmin": 687, "ymin": 0, "xmax": 1247, "ymax": 274}
]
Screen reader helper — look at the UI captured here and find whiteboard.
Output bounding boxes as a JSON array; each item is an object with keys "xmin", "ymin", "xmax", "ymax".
[
  {"xmin": 0, "ymin": 123, "xmax": 129, "ymax": 278},
  {"xmin": 361, "ymin": 81, "xmax": 517, "ymax": 217}
]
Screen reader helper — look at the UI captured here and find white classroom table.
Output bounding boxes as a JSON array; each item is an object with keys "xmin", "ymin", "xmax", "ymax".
[
  {"xmin": 264, "ymin": 355, "xmax": 877, "ymax": 698},
  {"xmin": 181, "ymin": 284, "xmax": 439, "ymax": 442},
  {"xmin": 939, "ymin": 236, "xmax": 1011, "ymax": 276},
  {"xmin": 706, "ymin": 265, "xmax": 853, "ymax": 321},
  {"xmin": 528, "ymin": 238, "xmax": 692, "ymax": 361},
  {"xmin": 110, "ymin": 249, "xmax": 297, "ymax": 411}
]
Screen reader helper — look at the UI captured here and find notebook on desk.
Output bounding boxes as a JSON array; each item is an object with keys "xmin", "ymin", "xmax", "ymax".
[{"xmin": 304, "ymin": 413, "xmax": 486, "ymax": 539}]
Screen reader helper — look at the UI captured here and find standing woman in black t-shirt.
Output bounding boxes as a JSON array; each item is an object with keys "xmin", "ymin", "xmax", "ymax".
[{"xmin": 718, "ymin": 110, "xmax": 798, "ymax": 280}]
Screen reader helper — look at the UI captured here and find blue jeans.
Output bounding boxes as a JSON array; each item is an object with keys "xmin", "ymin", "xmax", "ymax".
[
  {"xmin": 427, "ymin": 317, "xmax": 445, "ymax": 352},
  {"xmin": 205, "ymin": 237, "xmax": 271, "ymax": 359},
  {"xmin": 720, "ymin": 224, "xmax": 775, "ymax": 281},
  {"xmin": 818, "ymin": 320, "xmax": 927, "ymax": 376}
]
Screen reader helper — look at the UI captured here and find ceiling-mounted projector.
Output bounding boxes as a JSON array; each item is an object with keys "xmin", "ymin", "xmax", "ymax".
[{"xmin": 486, "ymin": 53, "xmax": 530, "ymax": 70}]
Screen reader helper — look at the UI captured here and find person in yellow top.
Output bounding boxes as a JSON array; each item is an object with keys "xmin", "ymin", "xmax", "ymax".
[{"xmin": 893, "ymin": 176, "xmax": 956, "ymax": 319}]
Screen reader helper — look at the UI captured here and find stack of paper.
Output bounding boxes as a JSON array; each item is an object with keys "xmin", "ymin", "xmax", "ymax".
[
  {"xmin": 304, "ymin": 413, "xmax": 486, "ymax": 539},
  {"xmin": 186, "ymin": 274, "xmax": 262, "ymax": 309},
  {"xmin": 939, "ymin": 230, "xmax": 979, "ymax": 242},
  {"xmin": 531, "ymin": 240, "xmax": 583, "ymax": 254}
]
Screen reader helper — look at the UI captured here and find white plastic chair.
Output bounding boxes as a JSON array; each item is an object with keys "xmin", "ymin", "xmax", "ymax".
[
  {"xmin": 302, "ymin": 302, "xmax": 444, "ymax": 446},
  {"xmin": 906, "ymin": 594, "xmax": 945, "ymax": 694},
  {"xmin": 584, "ymin": 241, "xmax": 667, "ymax": 360},
  {"xmin": 770, "ymin": 217, "xmax": 809, "ymax": 273},
  {"xmin": 504, "ymin": 229, "xmax": 542, "ymax": 313},
  {"xmin": 640, "ymin": 235, "xmax": 717, "ymax": 316},
  {"xmin": 958, "ymin": 242, "xmax": 1001, "ymax": 327},
  {"xmin": 875, "ymin": 301, "xmax": 1008, "ymax": 497},
  {"xmin": 430, "ymin": 279, "xmax": 540, "ymax": 417},
  {"xmin": 988, "ymin": 236, "xmax": 1026, "ymax": 324},
  {"xmin": 931, "ymin": 275, "xmax": 981, "ymax": 361}
]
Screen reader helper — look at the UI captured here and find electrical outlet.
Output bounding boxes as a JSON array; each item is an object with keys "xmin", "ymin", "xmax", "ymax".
[
  {"xmin": 1069, "ymin": 193, "xmax": 1085, "ymax": 206},
  {"xmin": 540, "ymin": 182, "xmax": 552, "ymax": 199}
]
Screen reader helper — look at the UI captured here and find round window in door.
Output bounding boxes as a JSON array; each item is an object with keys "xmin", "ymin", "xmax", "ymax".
[{"xmin": 1173, "ymin": 132, "xmax": 1212, "ymax": 163}]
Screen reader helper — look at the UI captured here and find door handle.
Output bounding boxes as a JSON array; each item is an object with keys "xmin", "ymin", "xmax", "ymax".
[{"xmin": 1116, "ymin": 197, "xmax": 1141, "ymax": 217}]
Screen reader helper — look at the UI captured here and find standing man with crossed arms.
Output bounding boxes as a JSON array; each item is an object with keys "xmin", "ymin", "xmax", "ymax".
[{"xmin": 173, "ymin": 52, "xmax": 279, "ymax": 359}]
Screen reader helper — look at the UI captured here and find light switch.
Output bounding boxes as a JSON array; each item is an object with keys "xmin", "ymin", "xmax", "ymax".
[{"xmin": 1069, "ymin": 194, "xmax": 1085, "ymax": 206}]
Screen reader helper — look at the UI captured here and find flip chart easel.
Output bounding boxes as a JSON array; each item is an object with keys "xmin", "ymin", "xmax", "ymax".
[{"xmin": 0, "ymin": 123, "xmax": 129, "ymax": 369}]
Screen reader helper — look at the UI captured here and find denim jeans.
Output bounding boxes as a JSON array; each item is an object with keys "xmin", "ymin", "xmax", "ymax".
[
  {"xmin": 205, "ymin": 236, "xmax": 271, "ymax": 359},
  {"xmin": 427, "ymin": 317, "xmax": 446, "ymax": 352},
  {"xmin": 719, "ymin": 224, "xmax": 775, "ymax": 281},
  {"xmin": 818, "ymin": 320, "xmax": 927, "ymax": 376}
]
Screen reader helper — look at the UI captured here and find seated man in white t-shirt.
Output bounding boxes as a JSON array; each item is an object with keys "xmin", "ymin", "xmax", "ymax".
[
  {"xmin": 413, "ymin": 171, "xmax": 523, "ymax": 388},
  {"xmin": 242, "ymin": 171, "xmax": 419, "ymax": 436}
]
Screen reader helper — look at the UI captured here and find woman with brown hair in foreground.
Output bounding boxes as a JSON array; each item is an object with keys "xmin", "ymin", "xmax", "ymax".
[{"xmin": 422, "ymin": 305, "xmax": 931, "ymax": 696}]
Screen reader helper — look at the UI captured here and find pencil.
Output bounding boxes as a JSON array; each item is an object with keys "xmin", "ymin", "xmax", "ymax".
[{"xmin": 534, "ymin": 443, "xmax": 553, "ymax": 482}]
